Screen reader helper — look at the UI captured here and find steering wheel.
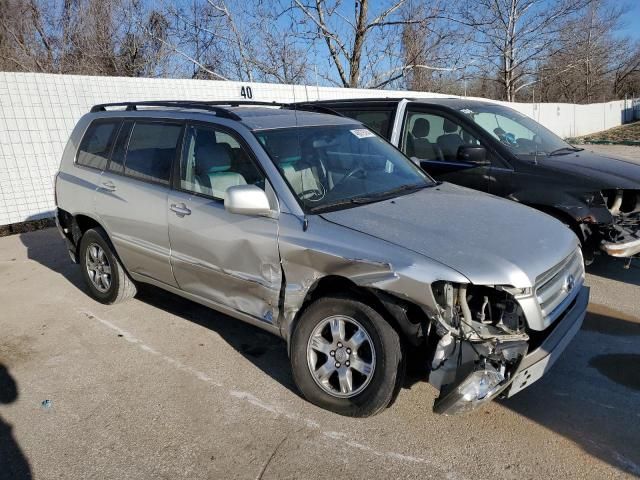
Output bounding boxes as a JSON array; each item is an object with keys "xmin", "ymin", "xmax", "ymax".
[{"xmin": 333, "ymin": 166, "xmax": 366, "ymax": 189}]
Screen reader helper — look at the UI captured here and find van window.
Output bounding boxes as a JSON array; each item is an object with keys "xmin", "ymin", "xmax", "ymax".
[
  {"xmin": 402, "ymin": 111, "xmax": 481, "ymax": 163},
  {"xmin": 123, "ymin": 122, "xmax": 183, "ymax": 185},
  {"xmin": 76, "ymin": 120, "xmax": 119, "ymax": 170},
  {"xmin": 339, "ymin": 109, "xmax": 393, "ymax": 138}
]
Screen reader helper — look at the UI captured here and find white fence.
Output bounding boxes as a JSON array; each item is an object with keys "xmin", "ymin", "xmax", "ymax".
[{"xmin": 0, "ymin": 72, "xmax": 636, "ymax": 226}]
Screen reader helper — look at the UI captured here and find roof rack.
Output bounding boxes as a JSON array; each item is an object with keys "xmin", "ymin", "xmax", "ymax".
[
  {"xmin": 89, "ymin": 99, "xmax": 345, "ymax": 120},
  {"xmin": 89, "ymin": 101, "xmax": 245, "ymax": 120}
]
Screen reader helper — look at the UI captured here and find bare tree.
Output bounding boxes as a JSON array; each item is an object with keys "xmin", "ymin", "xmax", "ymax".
[
  {"xmin": 398, "ymin": 2, "xmax": 471, "ymax": 93},
  {"xmin": 153, "ymin": 0, "xmax": 309, "ymax": 83},
  {"xmin": 291, "ymin": 0, "xmax": 446, "ymax": 88},
  {"xmin": 535, "ymin": 0, "xmax": 626, "ymax": 103},
  {"xmin": 460, "ymin": 0, "xmax": 591, "ymax": 101},
  {"xmin": 0, "ymin": 0, "xmax": 172, "ymax": 77},
  {"xmin": 612, "ymin": 43, "xmax": 640, "ymax": 98}
]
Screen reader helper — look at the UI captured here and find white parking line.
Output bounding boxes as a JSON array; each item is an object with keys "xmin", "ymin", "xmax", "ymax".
[{"xmin": 79, "ymin": 309, "xmax": 466, "ymax": 478}]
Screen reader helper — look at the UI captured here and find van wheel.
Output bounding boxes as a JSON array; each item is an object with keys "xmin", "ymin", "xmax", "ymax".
[
  {"xmin": 79, "ymin": 228, "xmax": 137, "ymax": 304},
  {"xmin": 290, "ymin": 296, "xmax": 404, "ymax": 417}
]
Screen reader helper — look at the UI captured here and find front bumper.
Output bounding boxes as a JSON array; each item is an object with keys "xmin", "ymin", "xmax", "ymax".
[
  {"xmin": 599, "ymin": 213, "xmax": 640, "ymax": 258},
  {"xmin": 600, "ymin": 236, "xmax": 640, "ymax": 258},
  {"xmin": 505, "ymin": 285, "xmax": 589, "ymax": 397},
  {"xmin": 434, "ymin": 286, "xmax": 589, "ymax": 414}
]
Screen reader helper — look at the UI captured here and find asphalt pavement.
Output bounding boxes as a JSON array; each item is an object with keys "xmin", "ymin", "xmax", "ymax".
[{"xmin": 0, "ymin": 227, "xmax": 639, "ymax": 480}]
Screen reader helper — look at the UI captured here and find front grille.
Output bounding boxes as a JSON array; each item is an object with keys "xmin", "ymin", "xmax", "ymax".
[{"xmin": 535, "ymin": 248, "xmax": 584, "ymax": 323}]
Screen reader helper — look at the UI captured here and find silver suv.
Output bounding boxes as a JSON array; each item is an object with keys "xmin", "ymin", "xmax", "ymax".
[{"xmin": 55, "ymin": 101, "xmax": 589, "ymax": 416}]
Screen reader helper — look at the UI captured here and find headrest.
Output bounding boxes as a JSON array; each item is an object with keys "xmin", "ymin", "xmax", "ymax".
[
  {"xmin": 412, "ymin": 118, "xmax": 430, "ymax": 138},
  {"xmin": 195, "ymin": 137, "xmax": 233, "ymax": 174},
  {"xmin": 269, "ymin": 136, "xmax": 301, "ymax": 165},
  {"xmin": 443, "ymin": 119, "xmax": 458, "ymax": 133}
]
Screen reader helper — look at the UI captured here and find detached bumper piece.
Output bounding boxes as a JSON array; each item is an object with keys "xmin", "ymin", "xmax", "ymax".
[
  {"xmin": 434, "ymin": 286, "xmax": 589, "ymax": 415},
  {"xmin": 600, "ymin": 212, "xmax": 640, "ymax": 258}
]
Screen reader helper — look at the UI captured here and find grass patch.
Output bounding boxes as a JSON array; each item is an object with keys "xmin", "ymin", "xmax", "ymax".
[{"xmin": 568, "ymin": 121, "xmax": 640, "ymax": 145}]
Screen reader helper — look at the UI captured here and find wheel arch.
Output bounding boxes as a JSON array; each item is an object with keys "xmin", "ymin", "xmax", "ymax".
[
  {"xmin": 57, "ymin": 209, "xmax": 128, "ymax": 269},
  {"xmin": 285, "ymin": 274, "xmax": 429, "ymax": 354}
]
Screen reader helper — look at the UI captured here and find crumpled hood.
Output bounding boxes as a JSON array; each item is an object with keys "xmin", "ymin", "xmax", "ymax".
[
  {"xmin": 321, "ymin": 183, "xmax": 578, "ymax": 288},
  {"xmin": 536, "ymin": 149, "xmax": 640, "ymax": 189}
]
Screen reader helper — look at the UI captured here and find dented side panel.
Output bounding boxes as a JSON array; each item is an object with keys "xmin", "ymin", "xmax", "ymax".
[{"xmin": 275, "ymin": 212, "xmax": 469, "ymax": 341}]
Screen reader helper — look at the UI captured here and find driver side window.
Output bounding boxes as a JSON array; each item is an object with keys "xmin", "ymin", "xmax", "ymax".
[
  {"xmin": 402, "ymin": 111, "xmax": 481, "ymax": 163},
  {"xmin": 180, "ymin": 125, "xmax": 265, "ymax": 200}
]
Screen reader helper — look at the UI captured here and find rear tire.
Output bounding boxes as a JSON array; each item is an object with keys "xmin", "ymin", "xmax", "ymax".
[
  {"xmin": 290, "ymin": 295, "xmax": 404, "ymax": 417},
  {"xmin": 79, "ymin": 228, "xmax": 137, "ymax": 304}
]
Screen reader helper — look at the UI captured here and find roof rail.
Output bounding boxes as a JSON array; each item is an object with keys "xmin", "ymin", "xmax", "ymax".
[
  {"xmin": 89, "ymin": 101, "xmax": 243, "ymax": 120},
  {"xmin": 89, "ymin": 99, "xmax": 345, "ymax": 120},
  {"xmin": 284, "ymin": 103, "xmax": 345, "ymax": 117}
]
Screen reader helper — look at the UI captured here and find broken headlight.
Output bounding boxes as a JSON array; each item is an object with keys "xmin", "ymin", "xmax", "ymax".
[{"xmin": 434, "ymin": 365, "xmax": 505, "ymax": 415}]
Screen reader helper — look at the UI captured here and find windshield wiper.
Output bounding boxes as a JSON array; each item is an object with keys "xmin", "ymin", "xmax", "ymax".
[
  {"xmin": 548, "ymin": 146, "xmax": 584, "ymax": 156},
  {"xmin": 309, "ymin": 183, "xmax": 430, "ymax": 213}
]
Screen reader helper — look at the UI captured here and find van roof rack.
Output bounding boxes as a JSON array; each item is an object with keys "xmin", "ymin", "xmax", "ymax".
[
  {"xmin": 285, "ymin": 103, "xmax": 344, "ymax": 117},
  {"xmin": 90, "ymin": 100, "xmax": 343, "ymax": 119}
]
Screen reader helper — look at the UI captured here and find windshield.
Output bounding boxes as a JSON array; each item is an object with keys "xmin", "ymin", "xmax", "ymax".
[
  {"xmin": 459, "ymin": 104, "xmax": 580, "ymax": 157},
  {"xmin": 255, "ymin": 124, "xmax": 434, "ymax": 213}
]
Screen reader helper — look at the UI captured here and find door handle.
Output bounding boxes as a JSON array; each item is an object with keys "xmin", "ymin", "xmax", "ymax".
[
  {"xmin": 170, "ymin": 203, "xmax": 191, "ymax": 217},
  {"xmin": 101, "ymin": 181, "xmax": 116, "ymax": 191}
]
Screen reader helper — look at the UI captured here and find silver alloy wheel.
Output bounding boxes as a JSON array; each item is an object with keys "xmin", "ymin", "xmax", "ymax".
[
  {"xmin": 306, "ymin": 315, "xmax": 376, "ymax": 398},
  {"xmin": 85, "ymin": 243, "xmax": 112, "ymax": 293}
]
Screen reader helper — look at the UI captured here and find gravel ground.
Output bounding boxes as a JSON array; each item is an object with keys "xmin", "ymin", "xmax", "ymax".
[{"xmin": 1, "ymin": 228, "xmax": 639, "ymax": 480}]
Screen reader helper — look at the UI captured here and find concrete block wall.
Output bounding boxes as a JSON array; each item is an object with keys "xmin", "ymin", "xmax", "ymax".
[{"xmin": 0, "ymin": 72, "xmax": 634, "ymax": 225}]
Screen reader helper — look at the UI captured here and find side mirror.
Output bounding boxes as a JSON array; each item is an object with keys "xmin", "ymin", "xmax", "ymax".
[
  {"xmin": 457, "ymin": 145, "xmax": 490, "ymax": 166},
  {"xmin": 224, "ymin": 185, "xmax": 274, "ymax": 217}
]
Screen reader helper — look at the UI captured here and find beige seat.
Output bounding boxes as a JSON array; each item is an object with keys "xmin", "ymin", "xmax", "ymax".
[
  {"xmin": 195, "ymin": 139, "xmax": 247, "ymax": 198},
  {"xmin": 282, "ymin": 163, "xmax": 321, "ymax": 196}
]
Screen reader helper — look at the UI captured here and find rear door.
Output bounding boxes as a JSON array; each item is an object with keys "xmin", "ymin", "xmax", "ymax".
[
  {"xmin": 95, "ymin": 119, "xmax": 184, "ymax": 287},
  {"xmin": 167, "ymin": 122, "xmax": 281, "ymax": 324},
  {"xmin": 60, "ymin": 118, "xmax": 120, "ymax": 217}
]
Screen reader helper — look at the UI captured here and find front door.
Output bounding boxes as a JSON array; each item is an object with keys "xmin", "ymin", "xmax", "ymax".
[
  {"xmin": 400, "ymin": 108, "xmax": 491, "ymax": 192},
  {"xmin": 167, "ymin": 122, "xmax": 281, "ymax": 324}
]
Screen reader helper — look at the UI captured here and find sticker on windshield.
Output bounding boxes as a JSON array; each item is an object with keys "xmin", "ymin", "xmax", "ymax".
[
  {"xmin": 460, "ymin": 108, "xmax": 474, "ymax": 115},
  {"xmin": 350, "ymin": 128, "xmax": 376, "ymax": 139}
]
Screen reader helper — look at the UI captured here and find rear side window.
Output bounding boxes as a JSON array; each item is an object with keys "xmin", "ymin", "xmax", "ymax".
[
  {"xmin": 123, "ymin": 122, "xmax": 183, "ymax": 185},
  {"xmin": 337, "ymin": 109, "xmax": 393, "ymax": 138},
  {"xmin": 76, "ymin": 120, "xmax": 119, "ymax": 170},
  {"xmin": 108, "ymin": 121, "xmax": 134, "ymax": 174}
]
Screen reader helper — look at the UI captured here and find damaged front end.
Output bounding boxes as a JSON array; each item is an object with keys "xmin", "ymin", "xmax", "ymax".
[
  {"xmin": 427, "ymin": 282, "xmax": 530, "ymax": 415},
  {"xmin": 427, "ymin": 247, "xmax": 586, "ymax": 415},
  {"xmin": 599, "ymin": 189, "xmax": 640, "ymax": 259}
]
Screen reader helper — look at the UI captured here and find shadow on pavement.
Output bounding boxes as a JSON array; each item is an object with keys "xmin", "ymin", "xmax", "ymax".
[
  {"xmin": 0, "ymin": 364, "xmax": 32, "ymax": 480},
  {"xmin": 501, "ymin": 306, "xmax": 640, "ymax": 477},
  {"xmin": 16, "ymin": 227, "xmax": 640, "ymax": 476},
  {"xmin": 587, "ymin": 256, "xmax": 640, "ymax": 286},
  {"xmin": 135, "ymin": 285, "xmax": 298, "ymax": 395},
  {"xmin": 19, "ymin": 228, "xmax": 298, "ymax": 394},
  {"xmin": 19, "ymin": 228, "xmax": 85, "ymax": 291}
]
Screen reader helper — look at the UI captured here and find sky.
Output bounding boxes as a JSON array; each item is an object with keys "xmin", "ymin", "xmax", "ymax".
[{"xmin": 617, "ymin": 0, "xmax": 640, "ymax": 41}]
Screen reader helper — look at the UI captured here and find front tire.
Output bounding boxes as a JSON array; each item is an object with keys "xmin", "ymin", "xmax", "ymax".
[
  {"xmin": 290, "ymin": 296, "xmax": 404, "ymax": 417},
  {"xmin": 79, "ymin": 228, "xmax": 137, "ymax": 304}
]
